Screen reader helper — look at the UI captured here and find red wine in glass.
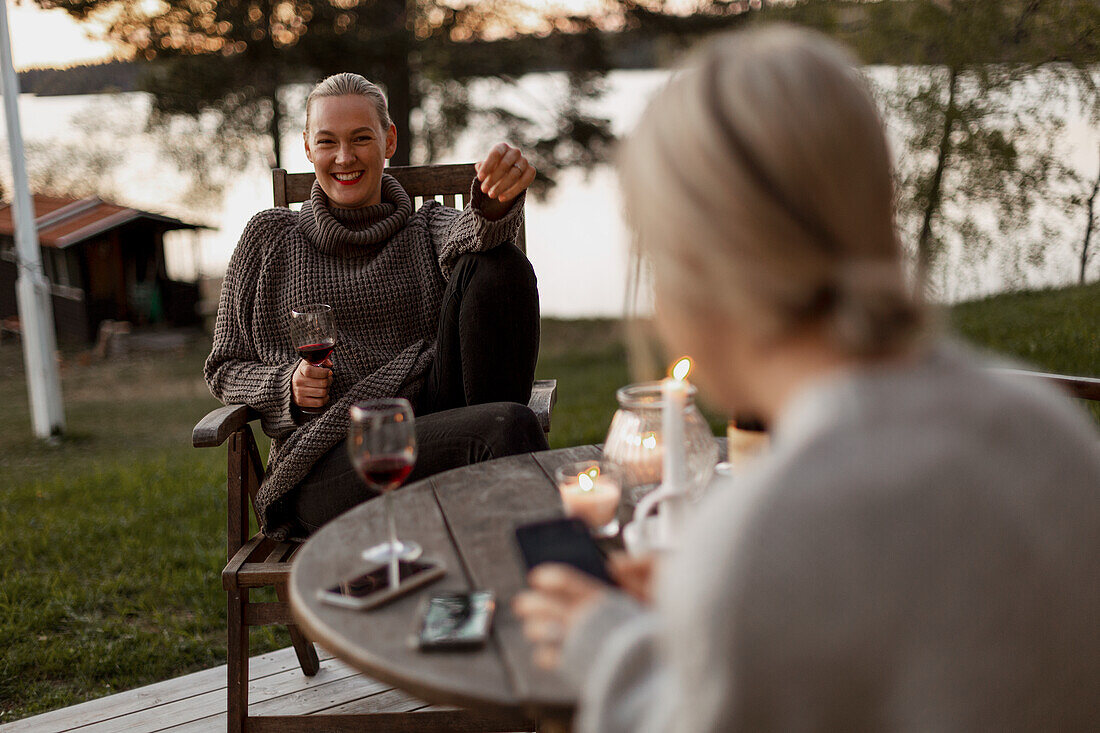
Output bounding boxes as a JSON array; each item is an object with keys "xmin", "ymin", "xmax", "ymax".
[
  {"xmin": 290, "ymin": 304, "xmax": 336, "ymax": 415},
  {"xmin": 355, "ymin": 454, "xmax": 414, "ymax": 492},
  {"xmin": 297, "ymin": 339, "xmax": 335, "ymax": 367}
]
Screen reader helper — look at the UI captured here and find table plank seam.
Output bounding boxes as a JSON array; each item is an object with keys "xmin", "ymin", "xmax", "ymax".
[
  {"xmin": 430, "ymin": 453, "xmax": 557, "ymax": 707},
  {"xmin": 427, "ymin": 476, "xmax": 477, "ymax": 588},
  {"xmin": 427, "ymin": 474, "xmax": 527, "ymax": 704}
]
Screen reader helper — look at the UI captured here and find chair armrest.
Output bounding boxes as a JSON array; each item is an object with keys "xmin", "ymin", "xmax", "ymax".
[
  {"xmin": 193, "ymin": 404, "xmax": 261, "ymax": 448},
  {"xmin": 992, "ymin": 368, "xmax": 1100, "ymax": 402},
  {"xmin": 196, "ymin": 382, "xmax": 558, "ymax": 447},
  {"xmin": 223, "ymin": 533, "xmax": 268, "ymax": 590},
  {"xmin": 528, "ymin": 379, "xmax": 558, "ymax": 434}
]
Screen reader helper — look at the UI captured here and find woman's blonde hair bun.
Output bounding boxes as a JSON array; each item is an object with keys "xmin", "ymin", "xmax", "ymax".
[{"xmin": 620, "ymin": 25, "xmax": 926, "ymax": 357}]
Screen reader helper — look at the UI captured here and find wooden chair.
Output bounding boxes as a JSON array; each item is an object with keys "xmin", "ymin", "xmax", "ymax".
[{"xmin": 193, "ymin": 163, "xmax": 556, "ymax": 733}]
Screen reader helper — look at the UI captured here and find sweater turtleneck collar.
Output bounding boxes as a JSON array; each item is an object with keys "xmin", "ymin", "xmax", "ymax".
[{"xmin": 298, "ymin": 173, "xmax": 413, "ymax": 257}]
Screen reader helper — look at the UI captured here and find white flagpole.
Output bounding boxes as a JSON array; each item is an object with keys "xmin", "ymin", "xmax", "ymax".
[{"xmin": 0, "ymin": 1, "xmax": 65, "ymax": 439}]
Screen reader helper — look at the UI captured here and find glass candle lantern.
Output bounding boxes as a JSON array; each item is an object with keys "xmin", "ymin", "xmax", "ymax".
[{"xmin": 603, "ymin": 381, "xmax": 719, "ymax": 503}]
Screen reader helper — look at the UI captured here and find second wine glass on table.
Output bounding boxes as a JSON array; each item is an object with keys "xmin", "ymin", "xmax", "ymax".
[
  {"xmin": 290, "ymin": 304, "xmax": 337, "ymax": 415},
  {"xmin": 348, "ymin": 398, "xmax": 422, "ymax": 582}
]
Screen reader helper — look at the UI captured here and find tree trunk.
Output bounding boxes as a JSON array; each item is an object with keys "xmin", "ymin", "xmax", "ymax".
[
  {"xmin": 1081, "ymin": 145, "xmax": 1100, "ymax": 284},
  {"xmin": 383, "ymin": 66, "xmax": 413, "ymax": 166},
  {"xmin": 268, "ymin": 71, "xmax": 283, "ymax": 169},
  {"xmin": 379, "ymin": 0, "xmax": 413, "ymax": 166},
  {"xmin": 916, "ymin": 66, "xmax": 959, "ymax": 285}
]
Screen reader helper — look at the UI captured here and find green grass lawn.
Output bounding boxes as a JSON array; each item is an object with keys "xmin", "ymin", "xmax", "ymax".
[{"xmin": 1, "ymin": 283, "xmax": 1098, "ymax": 722}]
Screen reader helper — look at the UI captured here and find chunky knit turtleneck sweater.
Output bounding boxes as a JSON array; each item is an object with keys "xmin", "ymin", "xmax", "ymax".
[{"xmin": 205, "ymin": 174, "xmax": 525, "ymax": 539}]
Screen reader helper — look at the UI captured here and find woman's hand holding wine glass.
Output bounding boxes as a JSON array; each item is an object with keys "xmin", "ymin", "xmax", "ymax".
[
  {"xmin": 290, "ymin": 304, "xmax": 337, "ymax": 416},
  {"xmin": 293, "ymin": 360, "xmax": 332, "ymax": 412}
]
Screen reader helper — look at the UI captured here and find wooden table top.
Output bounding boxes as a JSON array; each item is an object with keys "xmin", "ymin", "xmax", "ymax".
[{"xmin": 288, "ymin": 444, "xmax": 605, "ymax": 721}]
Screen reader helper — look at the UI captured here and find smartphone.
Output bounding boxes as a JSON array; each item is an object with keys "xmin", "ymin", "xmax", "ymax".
[
  {"xmin": 316, "ymin": 559, "xmax": 445, "ymax": 611},
  {"xmin": 514, "ymin": 517, "xmax": 614, "ymax": 585},
  {"xmin": 414, "ymin": 591, "xmax": 496, "ymax": 651}
]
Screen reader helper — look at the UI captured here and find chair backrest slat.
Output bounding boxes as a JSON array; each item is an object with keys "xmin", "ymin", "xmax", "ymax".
[{"xmin": 274, "ymin": 164, "xmax": 525, "ymax": 252}]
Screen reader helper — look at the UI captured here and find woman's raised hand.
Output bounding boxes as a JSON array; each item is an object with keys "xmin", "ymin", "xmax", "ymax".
[
  {"xmin": 292, "ymin": 357, "xmax": 332, "ymax": 411},
  {"xmin": 475, "ymin": 143, "xmax": 536, "ymax": 216},
  {"xmin": 513, "ymin": 563, "xmax": 608, "ymax": 670},
  {"xmin": 513, "ymin": 552, "xmax": 658, "ymax": 670}
]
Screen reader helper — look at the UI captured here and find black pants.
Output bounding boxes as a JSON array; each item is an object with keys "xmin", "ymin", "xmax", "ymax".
[{"xmin": 289, "ymin": 244, "xmax": 548, "ymax": 534}]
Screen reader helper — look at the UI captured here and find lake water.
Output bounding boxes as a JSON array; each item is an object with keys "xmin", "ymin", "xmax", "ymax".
[{"xmin": 2, "ymin": 68, "xmax": 1097, "ymax": 317}]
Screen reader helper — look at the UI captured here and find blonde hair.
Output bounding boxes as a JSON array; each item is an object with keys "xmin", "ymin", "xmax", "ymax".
[
  {"xmin": 620, "ymin": 26, "xmax": 925, "ymax": 357},
  {"xmin": 305, "ymin": 73, "xmax": 392, "ymax": 132}
]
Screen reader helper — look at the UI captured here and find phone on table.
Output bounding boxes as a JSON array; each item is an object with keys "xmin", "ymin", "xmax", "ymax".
[
  {"xmin": 514, "ymin": 517, "xmax": 614, "ymax": 585},
  {"xmin": 316, "ymin": 559, "xmax": 445, "ymax": 611},
  {"xmin": 414, "ymin": 591, "xmax": 496, "ymax": 651}
]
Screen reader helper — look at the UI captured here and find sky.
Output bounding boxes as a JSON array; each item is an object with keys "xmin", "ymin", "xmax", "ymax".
[{"xmin": 6, "ymin": 1, "xmax": 115, "ymax": 70}]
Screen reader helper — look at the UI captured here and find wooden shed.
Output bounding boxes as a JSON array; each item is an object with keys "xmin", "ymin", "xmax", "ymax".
[{"xmin": 0, "ymin": 195, "xmax": 206, "ymax": 344}]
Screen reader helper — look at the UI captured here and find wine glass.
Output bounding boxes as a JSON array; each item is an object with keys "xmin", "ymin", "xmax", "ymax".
[
  {"xmin": 290, "ymin": 304, "xmax": 337, "ymax": 415},
  {"xmin": 348, "ymin": 398, "xmax": 422, "ymax": 578}
]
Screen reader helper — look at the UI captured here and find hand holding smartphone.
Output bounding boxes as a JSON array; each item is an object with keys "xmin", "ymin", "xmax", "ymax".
[{"xmin": 514, "ymin": 517, "xmax": 614, "ymax": 585}]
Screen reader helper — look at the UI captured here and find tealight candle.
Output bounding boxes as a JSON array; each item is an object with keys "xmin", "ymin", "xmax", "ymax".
[
  {"xmin": 555, "ymin": 461, "xmax": 622, "ymax": 538},
  {"xmin": 622, "ymin": 430, "xmax": 662, "ymax": 487},
  {"xmin": 727, "ymin": 416, "xmax": 769, "ymax": 467}
]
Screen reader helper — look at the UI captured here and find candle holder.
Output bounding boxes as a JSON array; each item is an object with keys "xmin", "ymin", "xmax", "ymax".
[{"xmin": 603, "ymin": 381, "xmax": 719, "ymax": 504}]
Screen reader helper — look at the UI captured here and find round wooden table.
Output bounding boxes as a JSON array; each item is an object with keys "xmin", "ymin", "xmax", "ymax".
[{"xmin": 288, "ymin": 444, "xmax": 605, "ymax": 730}]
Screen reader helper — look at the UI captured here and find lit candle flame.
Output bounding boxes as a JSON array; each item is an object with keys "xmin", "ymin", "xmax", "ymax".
[
  {"xmin": 671, "ymin": 356, "xmax": 692, "ymax": 381},
  {"xmin": 578, "ymin": 472, "xmax": 595, "ymax": 492},
  {"xmin": 642, "ymin": 432, "xmax": 658, "ymax": 450}
]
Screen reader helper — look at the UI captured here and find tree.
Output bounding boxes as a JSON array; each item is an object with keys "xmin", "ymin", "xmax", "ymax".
[
  {"xmin": 33, "ymin": 0, "xmax": 769, "ymax": 175},
  {"xmin": 34, "ymin": 0, "xmax": 422, "ymax": 167},
  {"xmin": 897, "ymin": 2, "xmax": 1094, "ymax": 291},
  {"xmin": 755, "ymin": 0, "xmax": 1100, "ymax": 294},
  {"xmin": 1080, "ymin": 145, "xmax": 1100, "ymax": 284},
  {"xmin": 33, "ymin": 0, "xmax": 622, "ymax": 170}
]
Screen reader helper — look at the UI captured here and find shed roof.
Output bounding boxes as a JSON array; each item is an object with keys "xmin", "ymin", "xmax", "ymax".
[{"xmin": 0, "ymin": 195, "xmax": 206, "ymax": 249}]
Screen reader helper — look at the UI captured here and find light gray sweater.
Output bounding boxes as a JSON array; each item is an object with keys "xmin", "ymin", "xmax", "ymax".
[{"xmin": 561, "ymin": 342, "xmax": 1100, "ymax": 732}]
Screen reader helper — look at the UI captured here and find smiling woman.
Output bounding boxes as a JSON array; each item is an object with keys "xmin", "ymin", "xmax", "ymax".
[
  {"xmin": 303, "ymin": 75, "xmax": 396, "ymax": 209},
  {"xmin": 204, "ymin": 72, "xmax": 546, "ymax": 541}
]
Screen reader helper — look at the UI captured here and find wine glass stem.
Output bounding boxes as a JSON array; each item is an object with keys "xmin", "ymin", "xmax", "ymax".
[{"xmin": 385, "ymin": 491, "xmax": 399, "ymax": 589}]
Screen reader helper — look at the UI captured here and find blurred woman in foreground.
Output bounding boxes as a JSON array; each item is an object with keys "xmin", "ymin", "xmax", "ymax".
[{"xmin": 515, "ymin": 27, "xmax": 1100, "ymax": 732}]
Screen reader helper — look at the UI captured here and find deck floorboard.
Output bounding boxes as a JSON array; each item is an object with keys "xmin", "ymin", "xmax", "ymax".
[{"xmin": 0, "ymin": 646, "xmax": 449, "ymax": 733}]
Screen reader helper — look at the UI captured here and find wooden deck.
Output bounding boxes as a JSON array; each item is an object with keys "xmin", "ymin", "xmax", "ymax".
[{"xmin": 0, "ymin": 646, "xmax": 507, "ymax": 732}]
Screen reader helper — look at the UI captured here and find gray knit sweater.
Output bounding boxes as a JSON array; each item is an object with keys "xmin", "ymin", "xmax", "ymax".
[
  {"xmin": 561, "ymin": 342, "xmax": 1100, "ymax": 732},
  {"xmin": 205, "ymin": 174, "xmax": 524, "ymax": 539}
]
